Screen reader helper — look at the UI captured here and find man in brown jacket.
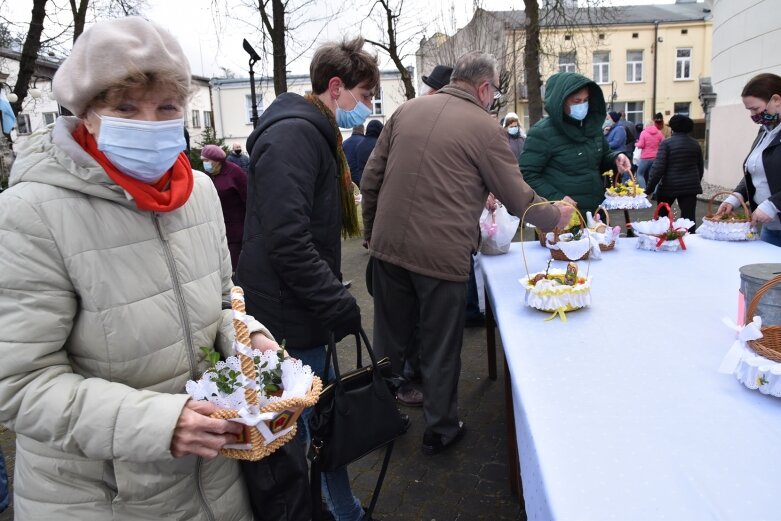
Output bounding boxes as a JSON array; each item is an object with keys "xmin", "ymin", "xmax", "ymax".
[{"xmin": 361, "ymin": 51, "xmax": 573, "ymax": 455}]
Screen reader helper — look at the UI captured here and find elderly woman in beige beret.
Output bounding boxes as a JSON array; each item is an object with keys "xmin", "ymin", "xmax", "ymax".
[{"xmin": 0, "ymin": 17, "xmax": 280, "ymax": 520}]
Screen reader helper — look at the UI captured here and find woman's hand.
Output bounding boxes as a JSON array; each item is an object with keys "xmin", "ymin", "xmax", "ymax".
[
  {"xmin": 717, "ymin": 202, "xmax": 733, "ymax": 215},
  {"xmin": 554, "ymin": 201, "xmax": 576, "ymax": 229},
  {"xmin": 752, "ymin": 208, "xmax": 773, "ymax": 224},
  {"xmin": 615, "ymin": 154, "xmax": 632, "ymax": 173},
  {"xmin": 251, "ymin": 332, "xmax": 280, "ymax": 352},
  {"xmin": 171, "ymin": 400, "xmax": 243, "ymax": 459}
]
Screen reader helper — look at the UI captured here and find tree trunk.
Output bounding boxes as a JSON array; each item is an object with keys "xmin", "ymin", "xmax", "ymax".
[
  {"xmin": 11, "ymin": 0, "xmax": 48, "ymax": 115},
  {"xmin": 271, "ymin": 0, "xmax": 287, "ymax": 95},
  {"xmin": 70, "ymin": 0, "xmax": 89, "ymax": 43},
  {"xmin": 523, "ymin": 0, "xmax": 543, "ymax": 126}
]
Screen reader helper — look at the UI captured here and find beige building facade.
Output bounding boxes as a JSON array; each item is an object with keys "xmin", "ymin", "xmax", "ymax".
[
  {"xmin": 418, "ymin": 2, "xmax": 712, "ymax": 131},
  {"xmin": 705, "ymin": 0, "xmax": 781, "ymax": 188},
  {"xmin": 211, "ymin": 68, "xmax": 413, "ymax": 149}
]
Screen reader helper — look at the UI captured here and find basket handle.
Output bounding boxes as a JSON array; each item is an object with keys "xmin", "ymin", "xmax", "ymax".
[
  {"xmin": 745, "ymin": 274, "xmax": 781, "ymax": 323},
  {"xmin": 520, "ymin": 200, "xmax": 590, "ymax": 279},
  {"xmin": 612, "ymin": 168, "xmax": 637, "ymax": 196},
  {"xmin": 707, "ymin": 190, "xmax": 751, "ymax": 219},
  {"xmin": 593, "ymin": 205, "xmax": 610, "ymax": 227},
  {"xmin": 231, "ymin": 286, "xmax": 258, "ymax": 407},
  {"xmin": 653, "ymin": 202, "xmax": 674, "ymax": 229}
]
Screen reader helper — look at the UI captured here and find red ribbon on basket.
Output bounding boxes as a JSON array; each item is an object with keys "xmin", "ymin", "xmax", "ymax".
[{"xmin": 652, "ymin": 202, "xmax": 687, "ymax": 250}]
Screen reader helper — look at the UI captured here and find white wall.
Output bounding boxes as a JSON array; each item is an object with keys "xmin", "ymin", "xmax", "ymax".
[{"xmin": 707, "ymin": 0, "xmax": 781, "ymax": 187}]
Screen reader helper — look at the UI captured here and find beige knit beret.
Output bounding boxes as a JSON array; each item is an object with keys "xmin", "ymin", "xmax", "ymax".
[{"xmin": 52, "ymin": 16, "xmax": 191, "ymax": 116}]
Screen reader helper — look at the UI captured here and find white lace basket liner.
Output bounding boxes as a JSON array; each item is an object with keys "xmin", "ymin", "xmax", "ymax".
[
  {"xmin": 719, "ymin": 274, "xmax": 781, "ymax": 397},
  {"xmin": 602, "ymin": 172, "xmax": 652, "ymax": 210},
  {"xmin": 521, "ymin": 201, "xmax": 593, "ymax": 321},
  {"xmin": 698, "ymin": 190, "xmax": 757, "ymax": 242},
  {"xmin": 185, "ymin": 287, "xmax": 322, "ymax": 461},
  {"xmin": 632, "ymin": 202, "xmax": 695, "ymax": 252},
  {"xmin": 601, "ymin": 193, "xmax": 652, "ymax": 210}
]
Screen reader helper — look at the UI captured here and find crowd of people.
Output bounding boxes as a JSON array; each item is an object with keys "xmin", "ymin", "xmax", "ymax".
[{"xmin": 0, "ymin": 14, "xmax": 779, "ymax": 521}]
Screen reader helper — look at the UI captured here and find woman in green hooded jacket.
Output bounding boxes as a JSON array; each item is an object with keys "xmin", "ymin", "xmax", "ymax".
[{"xmin": 520, "ymin": 72, "xmax": 632, "ymax": 213}]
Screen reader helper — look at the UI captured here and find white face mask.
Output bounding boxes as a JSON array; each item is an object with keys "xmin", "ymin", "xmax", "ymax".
[{"xmin": 94, "ymin": 113, "xmax": 185, "ymax": 183}]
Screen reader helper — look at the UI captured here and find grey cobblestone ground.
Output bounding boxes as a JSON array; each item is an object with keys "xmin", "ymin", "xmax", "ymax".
[{"xmin": 0, "ymin": 199, "xmax": 716, "ymax": 521}]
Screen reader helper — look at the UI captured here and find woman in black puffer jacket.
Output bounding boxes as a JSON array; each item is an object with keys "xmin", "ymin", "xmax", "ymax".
[{"xmin": 646, "ymin": 114, "xmax": 704, "ymax": 230}]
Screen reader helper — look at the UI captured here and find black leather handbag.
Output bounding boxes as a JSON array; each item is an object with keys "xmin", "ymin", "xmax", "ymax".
[{"xmin": 309, "ymin": 328, "xmax": 407, "ymax": 519}]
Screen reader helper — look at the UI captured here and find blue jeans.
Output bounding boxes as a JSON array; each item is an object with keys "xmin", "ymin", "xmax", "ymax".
[
  {"xmin": 0, "ymin": 449, "xmax": 9, "ymax": 513},
  {"xmin": 287, "ymin": 346, "xmax": 363, "ymax": 521},
  {"xmin": 760, "ymin": 226, "xmax": 781, "ymax": 247},
  {"xmin": 637, "ymin": 159, "xmax": 654, "ymax": 186}
]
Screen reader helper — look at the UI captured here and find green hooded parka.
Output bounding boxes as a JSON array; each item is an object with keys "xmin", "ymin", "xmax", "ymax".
[{"xmin": 519, "ymin": 72, "xmax": 621, "ymax": 212}]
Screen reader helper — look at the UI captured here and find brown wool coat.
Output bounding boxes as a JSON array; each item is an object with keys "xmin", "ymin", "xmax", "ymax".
[{"xmin": 361, "ymin": 85, "xmax": 560, "ymax": 282}]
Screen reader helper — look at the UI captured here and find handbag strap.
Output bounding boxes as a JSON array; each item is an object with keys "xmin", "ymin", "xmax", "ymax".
[
  {"xmin": 325, "ymin": 328, "xmax": 382, "ymax": 385},
  {"xmin": 310, "ymin": 441, "xmax": 395, "ymax": 520}
]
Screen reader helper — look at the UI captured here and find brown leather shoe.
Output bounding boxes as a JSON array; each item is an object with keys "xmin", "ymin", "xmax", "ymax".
[{"xmin": 396, "ymin": 388, "xmax": 423, "ymax": 407}]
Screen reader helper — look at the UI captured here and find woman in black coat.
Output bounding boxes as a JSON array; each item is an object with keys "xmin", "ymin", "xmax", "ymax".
[
  {"xmin": 353, "ymin": 119, "xmax": 384, "ymax": 186},
  {"xmin": 646, "ymin": 114, "xmax": 703, "ymax": 230}
]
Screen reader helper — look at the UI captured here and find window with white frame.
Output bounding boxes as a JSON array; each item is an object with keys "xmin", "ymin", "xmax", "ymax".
[
  {"xmin": 372, "ymin": 88, "xmax": 383, "ymax": 115},
  {"xmin": 43, "ymin": 112, "xmax": 58, "ymax": 125},
  {"xmin": 673, "ymin": 102, "xmax": 691, "ymax": 117},
  {"xmin": 17, "ymin": 114, "xmax": 31, "ymax": 135},
  {"xmin": 203, "ymin": 111, "xmax": 213, "ymax": 129},
  {"xmin": 675, "ymin": 48, "xmax": 692, "ymax": 80},
  {"xmin": 625, "ymin": 101, "xmax": 644, "ymax": 124},
  {"xmin": 626, "ymin": 50, "xmax": 643, "ymax": 82},
  {"xmin": 611, "ymin": 101, "xmax": 644, "ymax": 124},
  {"xmin": 192, "ymin": 110, "xmax": 201, "ymax": 128},
  {"xmin": 245, "ymin": 94, "xmax": 264, "ymax": 124},
  {"xmin": 593, "ymin": 51, "xmax": 610, "ymax": 84},
  {"xmin": 559, "ymin": 51, "xmax": 577, "ymax": 73}
]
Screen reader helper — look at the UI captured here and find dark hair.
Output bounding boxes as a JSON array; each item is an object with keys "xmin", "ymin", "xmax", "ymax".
[
  {"xmin": 310, "ymin": 37, "xmax": 379, "ymax": 94},
  {"xmin": 741, "ymin": 73, "xmax": 781, "ymax": 102},
  {"xmin": 668, "ymin": 114, "xmax": 693, "ymax": 134}
]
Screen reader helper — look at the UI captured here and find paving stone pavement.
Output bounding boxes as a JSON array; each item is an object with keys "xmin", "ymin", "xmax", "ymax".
[{"xmin": 0, "ymin": 198, "xmax": 716, "ymax": 521}]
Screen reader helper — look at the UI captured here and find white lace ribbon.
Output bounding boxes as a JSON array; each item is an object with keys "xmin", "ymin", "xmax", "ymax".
[{"xmin": 718, "ymin": 316, "xmax": 763, "ymax": 374}]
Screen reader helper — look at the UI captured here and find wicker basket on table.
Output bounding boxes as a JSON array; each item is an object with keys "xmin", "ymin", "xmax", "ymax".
[
  {"xmin": 746, "ymin": 275, "xmax": 781, "ymax": 363},
  {"xmin": 703, "ymin": 191, "xmax": 751, "ymax": 224},
  {"xmin": 545, "ymin": 203, "xmax": 590, "ymax": 261},
  {"xmin": 593, "ymin": 205, "xmax": 615, "ymax": 252},
  {"xmin": 210, "ymin": 287, "xmax": 323, "ymax": 461}
]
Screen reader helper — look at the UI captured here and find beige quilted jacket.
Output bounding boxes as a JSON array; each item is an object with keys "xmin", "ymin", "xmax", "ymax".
[{"xmin": 0, "ymin": 117, "xmax": 252, "ymax": 520}]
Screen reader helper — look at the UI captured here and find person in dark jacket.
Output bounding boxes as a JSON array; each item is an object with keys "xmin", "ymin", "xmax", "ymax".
[
  {"xmin": 236, "ymin": 37, "xmax": 378, "ymax": 521},
  {"xmin": 606, "ymin": 111, "xmax": 627, "ymax": 153},
  {"xmin": 354, "ymin": 120, "xmax": 383, "ymax": 186},
  {"xmin": 201, "ymin": 144, "xmax": 247, "ymax": 272},
  {"xmin": 226, "ymin": 142, "xmax": 251, "ymax": 172},
  {"xmin": 718, "ymin": 73, "xmax": 781, "ymax": 246},
  {"xmin": 520, "ymin": 72, "xmax": 631, "ymax": 213},
  {"xmin": 502, "ymin": 111, "xmax": 525, "ymax": 161},
  {"xmin": 646, "ymin": 114, "xmax": 703, "ymax": 230},
  {"xmin": 0, "ymin": 448, "xmax": 8, "ymax": 513},
  {"xmin": 343, "ymin": 124, "xmax": 365, "ymax": 185}
]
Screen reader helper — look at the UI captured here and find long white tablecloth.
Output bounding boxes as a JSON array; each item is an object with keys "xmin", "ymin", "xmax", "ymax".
[{"xmin": 479, "ymin": 236, "xmax": 781, "ymax": 520}]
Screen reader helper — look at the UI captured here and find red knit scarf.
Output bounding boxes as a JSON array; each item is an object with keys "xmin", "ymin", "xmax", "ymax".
[{"xmin": 72, "ymin": 123, "xmax": 194, "ymax": 212}]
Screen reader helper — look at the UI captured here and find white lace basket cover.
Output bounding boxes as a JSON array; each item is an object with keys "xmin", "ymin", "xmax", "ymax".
[
  {"xmin": 520, "ymin": 269, "xmax": 592, "ymax": 321},
  {"xmin": 698, "ymin": 219, "xmax": 756, "ymax": 241},
  {"xmin": 632, "ymin": 217, "xmax": 695, "ymax": 252},
  {"xmin": 718, "ymin": 316, "xmax": 781, "ymax": 397},
  {"xmin": 602, "ymin": 193, "xmax": 652, "ymax": 210}
]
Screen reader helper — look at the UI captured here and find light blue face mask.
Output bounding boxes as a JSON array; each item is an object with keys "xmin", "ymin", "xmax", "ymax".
[
  {"xmin": 568, "ymin": 101, "xmax": 589, "ymax": 121},
  {"xmin": 336, "ymin": 88, "xmax": 372, "ymax": 129},
  {"xmin": 202, "ymin": 161, "xmax": 213, "ymax": 173},
  {"xmin": 94, "ymin": 113, "xmax": 185, "ymax": 183},
  {"xmin": 507, "ymin": 127, "xmax": 520, "ymax": 136}
]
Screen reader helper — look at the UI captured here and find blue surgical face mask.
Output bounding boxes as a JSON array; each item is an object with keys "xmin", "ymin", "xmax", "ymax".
[
  {"xmin": 336, "ymin": 88, "xmax": 372, "ymax": 128},
  {"xmin": 94, "ymin": 112, "xmax": 185, "ymax": 183},
  {"xmin": 507, "ymin": 127, "xmax": 520, "ymax": 136},
  {"xmin": 568, "ymin": 101, "xmax": 589, "ymax": 121},
  {"xmin": 202, "ymin": 161, "xmax": 213, "ymax": 173}
]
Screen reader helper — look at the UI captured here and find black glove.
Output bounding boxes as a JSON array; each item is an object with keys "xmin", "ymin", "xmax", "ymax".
[{"xmin": 331, "ymin": 305, "xmax": 361, "ymax": 343}]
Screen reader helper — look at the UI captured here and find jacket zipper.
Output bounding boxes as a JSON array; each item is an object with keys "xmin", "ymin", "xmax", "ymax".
[{"xmin": 152, "ymin": 213, "xmax": 216, "ymax": 521}]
